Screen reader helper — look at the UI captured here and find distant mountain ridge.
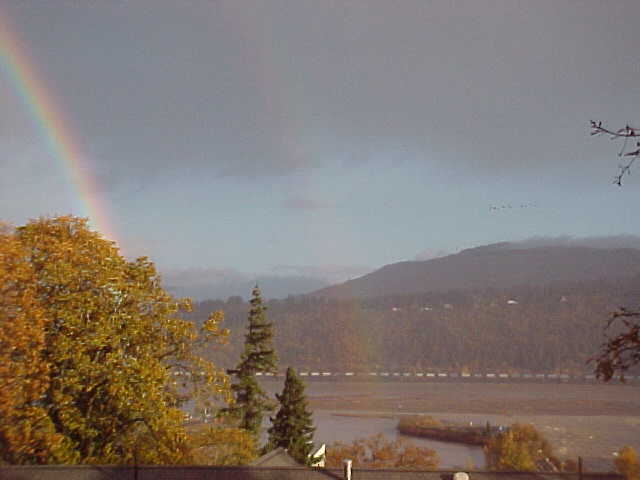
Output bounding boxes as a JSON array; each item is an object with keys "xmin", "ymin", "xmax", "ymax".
[
  {"xmin": 310, "ymin": 243, "xmax": 640, "ymax": 298},
  {"xmin": 165, "ymin": 273, "xmax": 329, "ymax": 301}
]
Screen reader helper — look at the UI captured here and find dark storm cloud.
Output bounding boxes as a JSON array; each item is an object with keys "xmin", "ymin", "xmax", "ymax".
[{"xmin": 4, "ymin": 0, "xmax": 638, "ymax": 190}]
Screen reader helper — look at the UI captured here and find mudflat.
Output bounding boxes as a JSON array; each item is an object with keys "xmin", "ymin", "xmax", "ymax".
[
  {"xmin": 264, "ymin": 380, "xmax": 640, "ymax": 470},
  {"xmin": 300, "ymin": 381, "xmax": 640, "ymax": 416}
]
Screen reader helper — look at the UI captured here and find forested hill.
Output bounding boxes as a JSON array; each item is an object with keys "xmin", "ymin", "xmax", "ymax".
[
  {"xmin": 309, "ymin": 244, "xmax": 640, "ymax": 299},
  {"xmin": 188, "ymin": 276, "xmax": 640, "ymax": 373}
]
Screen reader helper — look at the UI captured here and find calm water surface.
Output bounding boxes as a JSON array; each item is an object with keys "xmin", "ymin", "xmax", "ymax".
[
  {"xmin": 311, "ymin": 410, "xmax": 485, "ymax": 469},
  {"xmin": 260, "ymin": 381, "xmax": 486, "ymax": 468},
  {"xmin": 190, "ymin": 380, "xmax": 640, "ymax": 470}
]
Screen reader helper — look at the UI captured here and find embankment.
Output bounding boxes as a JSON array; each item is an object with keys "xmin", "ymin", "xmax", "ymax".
[{"xmin": 397, "ymin": 416, "xmax": 494, "ymax": 446}]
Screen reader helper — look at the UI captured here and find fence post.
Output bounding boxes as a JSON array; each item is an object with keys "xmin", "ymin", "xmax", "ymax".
[
  {"xmin": 578, "ymin": 456, "xmax": 583, "ymax": 480},
  {"xmin": 134, "ymin": 445, "xmax": 139, "ymax": 480}
]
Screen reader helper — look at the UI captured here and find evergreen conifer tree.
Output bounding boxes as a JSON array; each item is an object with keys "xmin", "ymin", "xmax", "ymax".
[
  {"xmin": 266, "ymin": 367, "xmax": 316, "ymax": 465},
  {"xmin": 223, "ymin": 286, "xmax": 277, "ymax": 436}
]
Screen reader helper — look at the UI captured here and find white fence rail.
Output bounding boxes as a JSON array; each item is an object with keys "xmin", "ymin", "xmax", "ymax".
[{"xmin": 254, "ymin": 371, "xmax": 636, "ymax": 383}]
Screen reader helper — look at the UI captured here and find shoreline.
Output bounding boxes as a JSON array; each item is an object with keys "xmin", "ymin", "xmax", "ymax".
[
  {"xmin": 397, "ymin": 422, "xmax": 492, "ymax": 447},
  {"xmin": 259, "ymin": 381, "xmax": 639, "ymax": 471},
  {"xmin": 331, "ymin": 412, "xmax": 492, "ymax": 446}
]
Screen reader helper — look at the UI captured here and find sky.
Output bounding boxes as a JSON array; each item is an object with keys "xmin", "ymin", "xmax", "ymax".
[{"xmin": 1, "ymin": 1, "xmax": 640, "ymax": 297}]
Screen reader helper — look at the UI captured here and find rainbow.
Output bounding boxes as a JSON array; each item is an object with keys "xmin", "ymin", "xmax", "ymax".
[{"xmin": 0, "ymin": 10, "xmax": 118, "ymax": 243}]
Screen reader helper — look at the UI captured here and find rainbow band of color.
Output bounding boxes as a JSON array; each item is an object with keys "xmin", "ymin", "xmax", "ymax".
[{"xmin": 0, "ymin": 10, "xmax": 118, "ymax": 243}]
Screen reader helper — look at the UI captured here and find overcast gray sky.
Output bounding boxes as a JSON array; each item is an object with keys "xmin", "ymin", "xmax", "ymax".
[{"xmin": 2, "ymin": 0, "xmax": 640, "ymax": 290}]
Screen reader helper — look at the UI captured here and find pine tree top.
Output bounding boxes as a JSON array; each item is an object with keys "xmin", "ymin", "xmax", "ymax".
[
  {"xmin": 250, "ymin": 285, "xmax": 265, "ymax": 306},
  {"xmin": 238, "ymin": 285, "xmax": 277, "ymax": 374},
  {"xmin": 266, "ymin": 367, "xmax": 315, "ymax": 465},
  {"xmin": 224, "ymin": 285, "xmax": 278, "ymax": 437}
]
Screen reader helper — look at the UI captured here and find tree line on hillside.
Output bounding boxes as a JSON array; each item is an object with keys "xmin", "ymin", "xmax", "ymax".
[{"xmin": 187, "ymin": 278, "xmax": 640, "ymax": 373}]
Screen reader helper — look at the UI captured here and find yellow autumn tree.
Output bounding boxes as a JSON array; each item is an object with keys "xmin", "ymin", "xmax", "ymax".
[
  {"xmin": 0, "ymin": 226, "xmax": 75, "ymax": 464},
  {"xmin": 188, "ymin": 426, "xmax": 256, "ymax": 465},
  {"xmin": 485, "ymin": 423, "xmax": 558, "ymax": 472},
  {"xmin": 325, "ymin": 434, "xmax": 439, "ymax": 470},
  {"xmin": 616, "ymin": 446, "xmax": 640, "ymax": 480},
  {"xmin": 0, "ymin": 216, "xmax": 230, "ymax": 464}
]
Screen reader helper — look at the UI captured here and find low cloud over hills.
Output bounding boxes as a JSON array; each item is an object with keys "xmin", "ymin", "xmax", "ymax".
[
  {"xmin": 162, "ymin": 264, "xmax": 371, "ymax": 301},
  {"xmin": 311, "ymin": 236, "xmax": 640, "ymax": 299},
  {"xmin": 162, "ymin": 236, "xmax": 640, "ymax": 301},
  {"xmin": 511, "ymin": 235, "xmax": 640, "ymax": 250}
]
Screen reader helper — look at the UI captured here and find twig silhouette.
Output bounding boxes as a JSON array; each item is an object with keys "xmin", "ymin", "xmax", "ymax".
[{"xmin": 590, "ymin": 120, "xmax": 639, "ymax": 186}]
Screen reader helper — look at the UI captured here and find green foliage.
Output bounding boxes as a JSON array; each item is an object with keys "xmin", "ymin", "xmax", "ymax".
[
  {"xmin": 266, "ymin": 367, "xmax": 315, "ymax": 465},
  {"xmin": 325, "ymin": 433, "xmax": 438, "ymax": 470},
  {"xmin": 485, "ymin": 423, "xmax": 558, "ymax": 471},
  {"xmin": 616, "ymin": 446, "xmax": 640, "ymax": 480},
  {"xmin": 223, "ymin": 286, "xmax": 277, "ymax": 436},
  {"xmin": 0, "ymin": 216, "xmax": 230, "ymax": 464}
]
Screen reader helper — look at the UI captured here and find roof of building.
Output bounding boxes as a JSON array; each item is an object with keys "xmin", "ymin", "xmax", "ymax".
[
  {"xmin": 0, "ymin": 465, "xmax": 624, "ymax": 480},
  {"xmin": 250, "ymin": 447, "xmax": 305, "ymax": 468}
]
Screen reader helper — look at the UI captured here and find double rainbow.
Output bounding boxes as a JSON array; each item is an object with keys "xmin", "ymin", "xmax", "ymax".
[{"xmin": 0, "ymin": 11, "xmax": 118, "ymax": 243}]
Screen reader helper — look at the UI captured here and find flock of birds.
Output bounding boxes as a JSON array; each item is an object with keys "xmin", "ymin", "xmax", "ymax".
[{"xmin": 489, "ymin": 203, "xmax": 538, "ymax": 212}]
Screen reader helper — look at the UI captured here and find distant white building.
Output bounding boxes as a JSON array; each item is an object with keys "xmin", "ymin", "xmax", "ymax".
[{"xmin": 507, "ymin": 299, "xmax": 518, "ymax": 305}]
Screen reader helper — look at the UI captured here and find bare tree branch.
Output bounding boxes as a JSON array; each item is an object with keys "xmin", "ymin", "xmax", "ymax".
[
  {"xmin": 590, "ymin": 120, "xmax": 640, "ymax": 186},
  {"xmin": 591, "ymin": 307, "xmax": 640, "ymax": 382}
]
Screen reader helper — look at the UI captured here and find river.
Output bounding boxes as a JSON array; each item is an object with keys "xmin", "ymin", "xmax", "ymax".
[
  {"xmin": 311, "ymin": 410, "xmax": 486, "ymax": 469},
  {"xmin": 188, "ymin": 379, "xmax": 640, "ymax": 470},
  {"xmin": 259, "ymin": 381, "xmax": 487, "ymax": 468}
]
